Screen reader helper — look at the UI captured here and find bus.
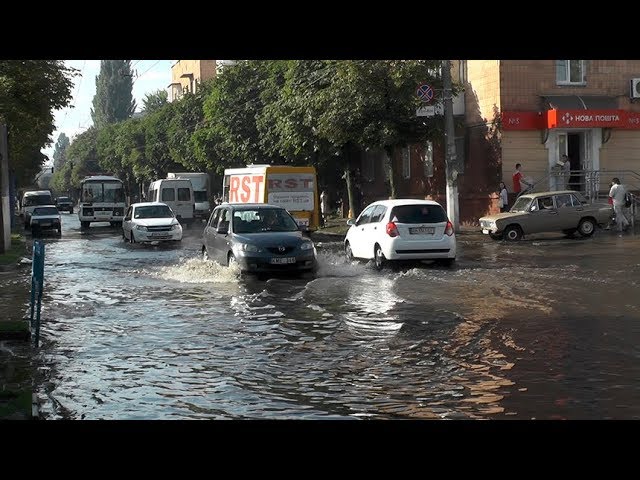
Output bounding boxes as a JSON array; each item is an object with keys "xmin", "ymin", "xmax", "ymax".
[
  {"xmin": 222, "ymin": 165, "xmax": 320, "ymax": 231},
  {"xmin": 78, "ymin": 175, "xmax": 127, "ymax": 228}
]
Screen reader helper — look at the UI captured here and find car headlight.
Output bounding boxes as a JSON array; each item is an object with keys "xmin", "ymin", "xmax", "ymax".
[
  {"xmin": 238, "ymin": 244, "xmax": 260, "ymax": 253},
  {"xmin": 135, "ymin": 225, "xmax": 148, "ymax": 231},
  {"xmin": 300, "ymin": 241, "xmax": 314, "ymax": 251},
  {"xmin": 171, "ymin": 224, "xmax": 181, "ymax": 231}
]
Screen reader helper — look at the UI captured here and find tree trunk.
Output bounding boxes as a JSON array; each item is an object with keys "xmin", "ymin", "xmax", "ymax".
[
  {"xmin": 344, "ymin": 165, "xmax": 356, "ymax": 219},
  {"xmin": 384, "ymin": 145, "xmax": 397, "ymax": 199}
]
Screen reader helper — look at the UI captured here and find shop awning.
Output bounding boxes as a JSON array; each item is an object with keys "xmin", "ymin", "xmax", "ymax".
[{"xmin": 541, "ymin": 95, "xmax": 618, "ymax": 111}]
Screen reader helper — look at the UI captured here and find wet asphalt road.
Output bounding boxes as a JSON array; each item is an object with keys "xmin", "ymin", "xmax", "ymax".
[{"xmin": 18, "ymin": 212, "xmax": 640, "ymax": 419}]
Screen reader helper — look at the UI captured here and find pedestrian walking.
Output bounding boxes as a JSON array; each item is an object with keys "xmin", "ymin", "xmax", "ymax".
[
  {"xmin": 498, "ymin": 181, "xmax": 509, "ymax": 213},
  {"xmin": 513, "ymin": 163, "xmax": 533, "ymax": 197},
  {"xmin": 609, "ymin": 177, "xmax": 630, "ymax": 232},
  {"xmin": 320, "ymin": 190, "xmax": 329, "ymax": 226}
]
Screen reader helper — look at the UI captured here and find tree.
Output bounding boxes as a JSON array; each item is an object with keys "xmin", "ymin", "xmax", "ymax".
[
  {"xmin": 91, "ymin": 60, "xmax": 136, "ymax": 129},
  {"xmin": 142, "ymin": 90, "xmax": 168, "ymax": 114},
  {"xmin": 66, "ymin": 128, "xmax": 101, "ymax": 187},
  {"xmin": 0, "ymin": 60, "xmax": 77, "ymax": 186},
  {"xmin": 52, "ymin": 132, "xmax": 70, "ymax": 171}
]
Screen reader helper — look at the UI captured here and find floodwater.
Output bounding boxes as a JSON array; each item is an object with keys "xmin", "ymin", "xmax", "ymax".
[{"xmin": 20, "ymin": 213, "xmax": 640, "ymax": 419}]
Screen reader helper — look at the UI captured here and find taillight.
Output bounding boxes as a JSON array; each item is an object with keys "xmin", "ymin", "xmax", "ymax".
[
  {"xmin": 386, "ymin": 221, "xmax": 399, "ymax": 237},
  {"xmin": 445, "ymin": 220, "xmax": 454, "ymax": 236}
]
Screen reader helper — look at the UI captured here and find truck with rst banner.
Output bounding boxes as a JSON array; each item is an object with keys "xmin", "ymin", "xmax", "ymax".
[{"xmin": 222, "ymin": 165, "xmax": 320, "ymax": 231}]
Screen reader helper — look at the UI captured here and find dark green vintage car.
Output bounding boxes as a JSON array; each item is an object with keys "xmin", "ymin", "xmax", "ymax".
[{"xmin": 479, "ymin": 190, "xmax": 612, "ymax": 241}]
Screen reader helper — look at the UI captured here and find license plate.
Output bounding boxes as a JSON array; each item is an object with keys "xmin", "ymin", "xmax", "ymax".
[
  {"xmin": 270, "ymin": 257, "xmax": 296, "ymax": 264},
  {"xmin": 482, "ymin": 229, "xmax": 489, "ymax": 234},
  {"xmin": 96, "ymin": 212, "xmax": 112, "ymax": 217},
  {"xmin": 40, "ymin": 222, "xmax": 51, "ymax": 227},
  {"xmin": 150, "ymin": 233, "xmax": 168, "ymax": 237},
  {"xmin": 409, "ymin": 227, "xmax": 435, "ymax": 234}
]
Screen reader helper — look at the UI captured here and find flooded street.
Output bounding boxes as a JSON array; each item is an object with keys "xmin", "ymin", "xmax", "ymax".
[{"xmin": 28, "ymin": 213, "xmax": 640, "ymax": 419}]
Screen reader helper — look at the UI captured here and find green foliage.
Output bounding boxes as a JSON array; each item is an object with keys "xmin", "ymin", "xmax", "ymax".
[
  {"xmin": 142, "ymin": 89, "xmax": 168, "ymax": 114},
  {"xmin": 200, "ymin": 61, "xmax": 282, "ymax": 169},
  {"xmin": 90, "ymin": 60, "xmax": 136, "ymax": 128},
  {"xmin": 52, "ymin": 132, "xmax": 70, "ymax": 171},
  {"xmin": 0, "ymin": 60, "xmax": 77, "ymax": 186},
  {"xmin": 66, "ymin": 127, "xmax": 101, "ymax": 187}
]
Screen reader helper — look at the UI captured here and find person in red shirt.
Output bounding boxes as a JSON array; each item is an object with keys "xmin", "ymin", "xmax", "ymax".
[{"xmin": 512, "ymin": 163, "xmax": 532, "ymax": 196}]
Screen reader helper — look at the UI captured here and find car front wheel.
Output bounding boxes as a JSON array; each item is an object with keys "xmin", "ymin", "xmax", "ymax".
[
  {"xmin": 374, "ymin": 244, "xmax": 386, "ymax": 271},
  {"xmin": 577, "ymin": 218, "xmax": 595, "ymax": 237},
  {"xmin": 504, "ymin": 225, "xmax": 523, "ymax": 241},
  {"xmin": 345, "ymin": 241, "xmax": 354, "ymax": 261}
]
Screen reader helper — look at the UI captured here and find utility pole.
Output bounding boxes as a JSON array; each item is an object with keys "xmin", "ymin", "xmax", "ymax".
[
  {"xmin": 0, "ymin": 124, "xmax": 10, "ymax": 254},
  {"xmin": 442, "ymin": 60, "xmax": 459, "ymax": 230}
]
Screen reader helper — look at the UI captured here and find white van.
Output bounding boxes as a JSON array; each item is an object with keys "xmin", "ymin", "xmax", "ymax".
[
  {"xmin": 148, "ymin": 179, "xmax": 195, "ymax": 225},
  {"xmin": 21, "ymin": 190, "xmax": 54, "ymax": 228}
]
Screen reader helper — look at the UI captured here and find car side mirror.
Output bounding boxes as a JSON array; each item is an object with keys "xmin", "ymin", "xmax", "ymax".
[{"xmin": 346, "ymin": 219, "xmax": 355, "ymax": 226}]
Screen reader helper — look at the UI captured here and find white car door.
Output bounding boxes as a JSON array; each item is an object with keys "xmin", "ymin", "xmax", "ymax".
[
  {"xmin": 364, "ymin": 205, "xmax": 388, "ymax": 258},
  {"xmin": 123, "ymin": 206, "xmax": 133, "ymax": 239},
  {"xmin": 349, "ymin": 205, "xmax": 376, "ymax": 259}
]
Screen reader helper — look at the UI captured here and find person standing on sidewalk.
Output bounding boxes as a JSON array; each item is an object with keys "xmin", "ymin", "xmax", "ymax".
[
  {"xmin": 609, "ymin": 177, "xmax": 630, "ymax": 232},
  {"xmin": 498, "ymin": 182, "xmax": 509, "ymax": 213}
]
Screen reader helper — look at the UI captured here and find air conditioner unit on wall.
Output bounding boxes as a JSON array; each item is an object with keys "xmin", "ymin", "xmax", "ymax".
[{"xmin": 631, "ymin": 78, "xmax": 640, "ymax": 99}]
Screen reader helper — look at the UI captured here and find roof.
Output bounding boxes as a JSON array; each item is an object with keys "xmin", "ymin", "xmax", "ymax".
[
  {"xmin": 131, "ymin": 202, "xmax": 169, "ymax": 208},
  {"xmin": 366, "ymin": 199, "xmax": 443, "ymax": 207},
  {"xmin": 23, "ymin": 190, "xmax": 51, "ymax": 196},
  {"xmin": 222, "ymin": 203, "xmax": 285, "ymax": 210},
  {"xmin": 82, "ymin": 175, "xmax": 122, "ymax": 182},
  {"xmin": 519, "ymin": 190, "xmax": 586, "ymax": 198}
]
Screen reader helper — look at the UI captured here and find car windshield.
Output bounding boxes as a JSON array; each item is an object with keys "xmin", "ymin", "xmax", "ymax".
[
  {"xmin": 510, "ymin": 196, "xmax": 533, "ymax": 212},
  {"xmin": 134, "ymin": 205, "xmax": 174, "ymax": 219},
  {"xmin": 24, "ymin": 194, "xmax": 52, "ymax": 206},
  {"xmin": 389, "ymin": 204, "xmax": 447, "ymax": 223},
  {"xmin": 233, "ymin": 208, "xmax": 299, "ymax": 233},
  {"xmin": 33, "ymin": 207, "xmax": 58, "ymax": 216}
]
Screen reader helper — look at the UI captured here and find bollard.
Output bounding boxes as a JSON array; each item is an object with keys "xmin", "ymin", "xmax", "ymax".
[{"xmin": 29, "ymin": 240, "xmax": 45, "ymax": 347}]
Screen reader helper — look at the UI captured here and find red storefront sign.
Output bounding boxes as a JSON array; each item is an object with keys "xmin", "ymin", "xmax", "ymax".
[
  {"xmin": 501, "ymin": 111, "xmax": 544, "ymax": 130},
  {"xmin": 503, "ymin": 110, "xmax": 640, "ymax": 130}
]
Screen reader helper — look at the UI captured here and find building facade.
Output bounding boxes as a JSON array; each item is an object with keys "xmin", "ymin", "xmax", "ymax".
[
  {"xmin": 488, "ymin": 60, "xmax": 640, "ymax": 202},
  {"xmin": 168, "ymin": 60, "xmax": 218, "ymax": 102},
  {"xmin": 356, "ymin": 60, "xmax": 640, "ymax": 225}
]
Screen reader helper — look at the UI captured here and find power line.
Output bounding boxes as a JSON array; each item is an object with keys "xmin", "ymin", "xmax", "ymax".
[
  {"xmin": 60, "ymin": 60, "xmax": 87, "ymax": 130},
  {"xmin": 133, "ymin": 60, "xmax": 162, "ymax": 84}
]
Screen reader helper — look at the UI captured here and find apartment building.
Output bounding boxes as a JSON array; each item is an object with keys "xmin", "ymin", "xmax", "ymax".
[
  {"xmin": 168, "ymin": 60, "xmax": 218, "ymax": 102},
  {"xmin": 357, "ymin": 60, "xmax": 640, "ymax": 224},
  {"xmin": 477, "ymin": 60, "xmax": 640, "ymax": 199}
]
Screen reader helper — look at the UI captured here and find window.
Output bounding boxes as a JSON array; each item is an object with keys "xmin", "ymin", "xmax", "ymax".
[
  {"xmin": 370, "ymin": 205, "xmax": 387, "ymax": 223},
  {"xmin": 390, "ymin": 204, "xmax": 447, "ymax": 224},
  {"xmin": 356, "ymin": 205, "xmax": 376, "ymax": 226},
  {"xmin": 402, "ymin": 146, "xmax": 411, "ymax": 179},
  {"xmin": 422, "ymin": 141, "xmax": 434, "ymax": 178},
  {"xmin": 556, "ymin": 60, "xmax": 586, "ymax": 85},
  {"xmin": 177, "ymin": 188, "xmax": 191, "ymax": 201},
  {"xmin": 161, "ymin": 188, "xmax": 175, "ymax": 202},
  {"xmin": 458, "ymin": 60, "xmax": 467, "ymax": 84}
]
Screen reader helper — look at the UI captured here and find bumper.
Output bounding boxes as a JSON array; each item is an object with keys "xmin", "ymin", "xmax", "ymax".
[
  {"xmin": 236, "ymin": 253, "xmax": 317, "ymax": 273},
  {"xmin": 382, "ymin": 237, "xmax": 456, "ymax": 260},
  {"xmin": 31, "ymin": 221, "xmax": 61, "ymax": 231},
  {"xmin": 134, "ymin": 230, "xmax": 183, "ymax": 242}
]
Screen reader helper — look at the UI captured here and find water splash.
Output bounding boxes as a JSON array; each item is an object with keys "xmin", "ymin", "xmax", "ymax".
[{"xmin": 156, "ymin": 258, "xmax": 240, "ymax": 283}]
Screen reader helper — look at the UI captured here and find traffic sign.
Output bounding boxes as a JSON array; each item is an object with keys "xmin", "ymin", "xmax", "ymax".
[{"xmin": 417, "ymin": 84, "xmax": 434, "ymax": 103}]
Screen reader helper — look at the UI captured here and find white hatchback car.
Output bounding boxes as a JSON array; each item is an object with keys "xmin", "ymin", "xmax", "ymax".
[
  {"xmin": 344, "ymin": 199, "xmax": 456, "ymax": 269},
  {"xmin": 122, "ymin": 202, "xmax": 183, "ymax": 244}
]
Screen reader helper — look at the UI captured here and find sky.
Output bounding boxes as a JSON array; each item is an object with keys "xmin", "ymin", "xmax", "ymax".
[{"xmin": 42, "ymin": 60, "xmax": 175, "ymax": 165}]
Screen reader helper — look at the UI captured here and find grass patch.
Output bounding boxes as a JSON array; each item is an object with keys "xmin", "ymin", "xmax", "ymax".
[
  {"xmin": 0, "ymin": 389, "xmax": 33, "ymax": 419},
  {"xmin": 0, "ymin": 320, "xmax": 29, "ymax": 333},
  {"xmin": 0, "ymin": 234, "xmax": 27, "ymax": 266}
]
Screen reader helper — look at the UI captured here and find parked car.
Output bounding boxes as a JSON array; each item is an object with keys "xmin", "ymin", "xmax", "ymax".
[
  {"xmin": 29, "ymin": 205, "xmax": 61, "ymax": 236},
  {"xmin": 344, "ymin": 199, "xmax": 456, "ymax": 270},
  {"xmin": 479, "ymin": 190, "xmax": 612, "ymax": 241},
  {"xmin": 202, "ymin": 203, "xmax": 317, "ymax": 274},
  {"xmin": 122, "ymin": 202, "xmax": 183, "ymax": 244},
  {"xmin": 54, "ymin": 196, "xmax": 74, "ymax": 213}
]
